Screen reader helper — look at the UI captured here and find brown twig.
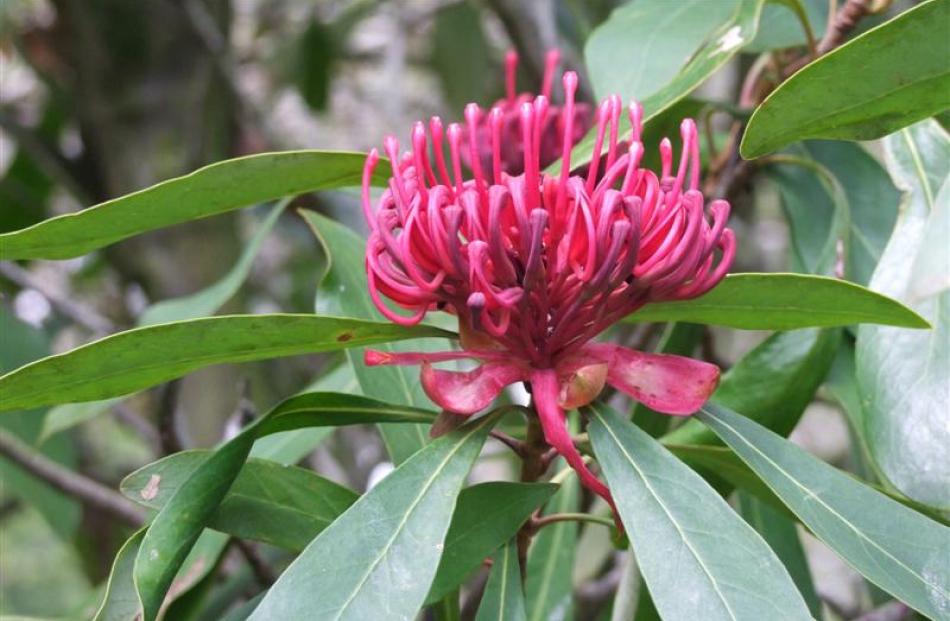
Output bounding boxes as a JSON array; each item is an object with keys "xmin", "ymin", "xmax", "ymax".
[
  {"xmin": 0, "ymin": 429, "xmax": 145, "ymax": 526},
  {"xmin": 817, "ymin": 0, "xmax": 872, "ymax": 55},
  {"xmin": 515, "ymin": 406, "xmax": 548, "ymax": 578},
  {"xmin": 490, "ymin": 430, "xmax": 526, "ymax": 457},
  {"xmin": 158, "ymin": 379, "xmax": 184, "ymax": 454}
]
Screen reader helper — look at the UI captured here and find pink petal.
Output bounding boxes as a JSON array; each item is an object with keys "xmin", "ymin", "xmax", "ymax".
[
  {"xmin": 585, "ymin": 343, "xmax": 719, "ymax": 415},
  {"xmin": 421, "ymin": 362, "xmax": 525, "ymax": 415},
  {"xmin": 530, "ymin": 369, "xmax": 616, "ymax": 512}
]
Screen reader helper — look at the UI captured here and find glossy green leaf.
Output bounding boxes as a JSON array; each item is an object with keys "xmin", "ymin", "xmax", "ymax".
[
  {"xmin": 0, "ymin": 150, "xmax": 387, "ymax": 260},
  {"xmin": 738, "ymin": 492, "xmax": 822, "ymax": 619},
  {"xmin": 39, "ymin": 202, "xmax": 290, "ymax": 441},
  {"xmin": 247, "ymin": 414, "xmax": 495, "ymax": 620},
  {"xmin": 588, "ymin": 403, "xmax": 811, "ymax": 621},
  {"xmin": 567, "ymin": 0, "xmax": 764, "ymax": 170},
  {"xmin": 741, "ymin": 0, "xmax": 950, "ymax": 158},
  {"xmin": 303, "ymin": 209, "xmax": 447, "ymax": 463},
  {"xmin": 426, "ymin": 482, "xmax": 558, "ymax": 604},
  {"xmin": 664, "ymin": 328, "xmax": 840, "ymax": 445},
  {"xmin": 476, "ymin": 542, "xmax": 526, "ymax": 621},
  {"xmin": 0, "ymin": 314, "xmax": 451, "ymax": 412},
  {"xmin": 698, "ymin": 402, "xmax": 950, "ymax": 619},
  {"xmin": 122, "ymin": 452, "xmax": 358, "ymax": 551},
  {"xmin": 249, "ymin": 362, "xmax": 358, "ymax": 464},
  {"xmin": 525, "ymin": 464, "xmax": 580, "ymax": 621},
  {"xmin": 0, "ymin": 309, "xmax": 80, "ymax": 539},
  {"xmin": 626, "ymin": 273, "xmax": 928, "ymax": 329},
  {"xmin": 857, "ymin": 119, "xmax": 950, "ymax": 509},
  {"xmin": 131, "ymin": 390, "xmax": 434, "ymax": 621},
  {"xmin": 665, "ymin": 444, "xmax": 792, "ymax": 517}
]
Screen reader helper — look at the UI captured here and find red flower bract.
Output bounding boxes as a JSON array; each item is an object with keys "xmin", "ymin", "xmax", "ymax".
[{"xmin": 361, "ymin": 63, "xmax": 735, "ymax": 514}]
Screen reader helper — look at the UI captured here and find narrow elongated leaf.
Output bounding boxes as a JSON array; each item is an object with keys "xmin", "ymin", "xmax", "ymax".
[
  {"xmin": 247, "ymin": 414, "xmax": 495, "ymax": 620},
  {"xmin": 749, "ymin": 0, "xmax": 825, "ymax": 52},
  {"xmin": 698, "ymin": 403, "xmax": 950, "ymax": 620},
  {"xmin": 131, "ymin": 390, "xmax": 435, "ymax": 621},
  {"xmin": 626, "ymin": 273, "xmax": 928, "ymax": 329},
  {"xmin": 123, "ymin": 453, "xmax": 358, "ymax": 551},
  {"xmin": 0, "ymin": 314, "xmax": 451, "ymax": 412},
  {"xmin": 0, "ymin": 150, "xmax": 387, "ymax": 260},
  {"xmin": 664, "ymin": 328, "xmax": 839, "ymax": 445},
  {"xmin": 426, "ymin": 482, "xmax": 558, "ymax": 604},
  {"xmin": 738, "ymin": 492, "xmax": 822, "ymax": 619},
  {"xmin": 570, "ymin": 0, "xmax": 764, "ymax": 170},
  {"xmin": 741, "ymin": 0, "xmax": 950, "ymax": 158},
  {"xmin": 525, "ymin": 465, "xmax": 580, "ymax": 621},
  {"xmin": 857, "ymin": 120, "xmax": 950, "ymax": 509},
  {"xmin": 304, "ymin": 209, "xmax": 447, "ymax": 463},
  {"xmin": 40, "ymin": 202, "xmax": 290, "ymax": 440},
  {"xmin": 588, "ymin": 403, "xmax": 811, "ymax": 621},
  {"xmin": 476, "ymin": 542, "xmax": 526, "ymax": 621}
]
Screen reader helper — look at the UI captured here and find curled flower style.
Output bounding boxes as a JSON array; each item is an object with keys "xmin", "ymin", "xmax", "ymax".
[{"xmin": 361, "ymin": 67, "xmax": 735, "ymax": 514}]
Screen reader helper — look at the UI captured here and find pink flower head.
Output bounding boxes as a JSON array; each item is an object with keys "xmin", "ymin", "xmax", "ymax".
[
  {"xmin": 462, "ymin": 50, "xmax": 594, "ymax": 176},
  {"xmin": 360, "ymin": 70, "xmax": 735, "ymax": 515}
]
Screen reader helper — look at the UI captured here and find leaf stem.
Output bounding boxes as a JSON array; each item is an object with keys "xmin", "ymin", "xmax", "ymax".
[{"xmin": 531, "ymin": 512, "xmax": 615, "ymax": 531}]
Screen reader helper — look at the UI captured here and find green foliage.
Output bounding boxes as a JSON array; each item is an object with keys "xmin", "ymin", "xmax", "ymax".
[
  {"xmin": 0, "ymin": 151, "xmax": 387, "ymax": 260},
  {"xmin": 698, "ymin": 403, "xmax": 950, "ymax": 620},
  {"xmin": 741, "ymin": 0, "xmax": 950, "ymax": 157},
  {"xmin": 626, "ymin": 273, "xmax": 928, "ymax": 329},
  {"xmin": 0, "ymin": 315, "xmax": 450, "ymax": 412},
  {"xmin": 475, "ymin": 542, "xmax": 526, "ymax": 621},
  {"xmin": 588, "ymin": 403, "xmax": 812, "ymax": 621}
]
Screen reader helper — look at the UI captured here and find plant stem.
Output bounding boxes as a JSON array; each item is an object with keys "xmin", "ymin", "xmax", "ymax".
[
  {"xmin": 0, "ymin": 429, "xmax": 145, "ymax": 526},
  {"xmin": 531, "ymin": 512, "xmax": 614, "ymax": 531},
  {"xmin": 516, "ymin": 410, "xmax": 548, "ymax": 579}
]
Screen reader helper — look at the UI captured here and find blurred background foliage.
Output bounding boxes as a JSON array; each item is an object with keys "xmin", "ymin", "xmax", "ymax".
[{"xmin": 0, "ymin": 0, "xmax": 934, "ymax": 619}]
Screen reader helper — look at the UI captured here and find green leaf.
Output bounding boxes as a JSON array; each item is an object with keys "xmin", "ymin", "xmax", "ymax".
[
  {"xmin": 857, "ymin": 119, "xmax": 950, "ymax": 509},
  {"xmin": 740, "ymin": 0, "xmax": 950, "ymax": 158},
  {"xmin": 39, "ymin": 202, "xmax": 290, "ymax": 441},
  {"xmin": 247, "ymin": 414, "xmax": 495, "ymax": 620},
  {"xmin": 476, "ymin": 542, "xmax": 526, "ymax": 621},
  {"xmin": 0, "ymin": 150, "xmax": 387, "ymax": 260},
  {"xmin": 525, "ymin": 465, "xmax": 580, "ymax": 621},
  {"xmin": 567, "ymin": 0, "xmax": 764, "ymax": 170},
  {"xmin": 426, "ymin": 482, "xmax": 558, "ymax": 604},
  {"xmin": 0, "ymin": 314, "xmax": 451, "ymax": 412},
  {"xmin": 697, "ymin": 402, "xmax": 950, "ymax": 620},
  {"xmin": 737, "ymin": 492, "xmax": 822, "ymax": 619},
  {"xmin": 588, "ymin": 403, "xmax": 812, "ymax": 621},
  {"xmin": 0, "ymin": 308, "xmax": 80, "ymax": 539},
  {"xmin": 303, "ymin": 209, "xmax": 447, "ymax": 463},
  {"xmin": 626, "ymin": 273, "xmax": 929, "ymax": 329},
  {"xmin": 122, "ymin": 452, "xmax": 358, "ymax": 551},
  {"xmin": 131, "ymin": 390, "xmax": 434, "ymax": 621},
  {"xmin": 748, "ymin": 0, "xmax": 825, "ymax": 52},
  {"xmin": 93, "ymin": 529, "xmax": 146, "ymax": 621},
  {"xmin": 664, "ymin": 328, "xmax": 840, "ymax": 445}
]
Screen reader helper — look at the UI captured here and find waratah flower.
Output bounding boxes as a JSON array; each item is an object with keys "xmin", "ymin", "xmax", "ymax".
[
  {"xmin": 462, "ymin": 49, "xmax": 593, "ymax": 176},
  {"xmin": 360, "ymin": 68, "xmax": 735, "ymax": 513}
]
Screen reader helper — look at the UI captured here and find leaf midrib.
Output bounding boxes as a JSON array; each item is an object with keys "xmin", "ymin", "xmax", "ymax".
[
  {"xmin": 596, "ymin": 413, "xmax": 738, "ymax": 621},
  {"xmin": 701, "ymin": 407, "xmax": 950, "ymax": 603},
  {"xmin": 331, "ymin": 420, "xmax": 485, "ymax": 620}
]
